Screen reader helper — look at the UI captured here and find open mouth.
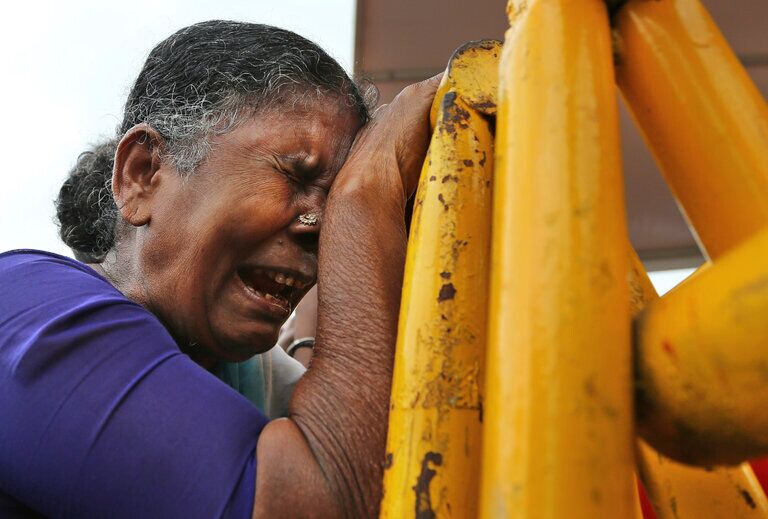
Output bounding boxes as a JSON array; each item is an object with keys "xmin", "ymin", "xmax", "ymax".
[{"xmin": 237, "ymin": 266, "xmax": 311, "ymax": 315}]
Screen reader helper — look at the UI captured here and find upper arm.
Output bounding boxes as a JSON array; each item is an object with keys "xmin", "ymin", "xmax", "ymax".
[{"xmin": 253, "ymin": 419, "xmax": 341, "ymax": 519}]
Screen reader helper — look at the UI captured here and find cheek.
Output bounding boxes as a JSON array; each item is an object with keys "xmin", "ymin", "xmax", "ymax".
[
  {"xmin": 174, "ymin": 183, "xmax": 298, "ymax": 274},
  {"xmin": 229, "ymin": 183, "xmax": 297, "ymax": 239}
]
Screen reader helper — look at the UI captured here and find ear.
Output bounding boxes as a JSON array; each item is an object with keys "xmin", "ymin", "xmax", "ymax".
[{"xmin": 112, "ymin": 124, "xmax": 167, "ymax": 227}]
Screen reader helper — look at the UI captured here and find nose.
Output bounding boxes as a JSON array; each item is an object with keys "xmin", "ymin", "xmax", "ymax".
[{"xmin": 289, "ymin": 190, "xmax": 326, "ymax": 254}]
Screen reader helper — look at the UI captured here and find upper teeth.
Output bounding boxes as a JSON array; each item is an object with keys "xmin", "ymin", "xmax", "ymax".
[{"xmin": 261, "ymin": 269, "xmax": 304, "ymax": 289}]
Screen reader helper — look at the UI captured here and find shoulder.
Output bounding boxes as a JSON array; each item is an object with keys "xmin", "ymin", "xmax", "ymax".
[
  {"xmin": 0, "ymin": 249, "xmax": 175, "ymax": 380},
  {"xmin": 0, "ymin": 248, "xmax": 149, "ymax": 338},
  {"xmin": 0, "ymin": 249, "xmax": 118, "ymax": 303}
]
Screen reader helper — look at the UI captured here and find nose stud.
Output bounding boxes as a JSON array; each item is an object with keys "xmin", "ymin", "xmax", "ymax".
[{"xmin": 298, "ymin": 213, "xmax": 319, "ymax": 226}]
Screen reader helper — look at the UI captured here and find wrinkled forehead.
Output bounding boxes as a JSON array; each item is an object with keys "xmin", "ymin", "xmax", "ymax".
[{"xmin": 207, "ymin": 95, "xmax": 363, "ymax": 174}]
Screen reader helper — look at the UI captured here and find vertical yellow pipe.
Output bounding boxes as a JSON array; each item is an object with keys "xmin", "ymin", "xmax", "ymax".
[
  {"xmin": 614, "ymin": 0, "xmax": 768, "ymax": 260},
  {"xmin": 628, "ymin": 250, "xmax": 768, "ymax": 518},
  {"xmin": 380, "ymin": 41, "xmax": 499, "ymax": 519},
  {"xmin": 480, "ymin": 1, "xmax": 634, "ymax": 517}
]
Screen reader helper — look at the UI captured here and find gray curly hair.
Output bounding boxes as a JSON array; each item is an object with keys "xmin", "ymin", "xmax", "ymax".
[{"xmin": 56, "ymin": 20, "xmax": 376, "ymax": 262}]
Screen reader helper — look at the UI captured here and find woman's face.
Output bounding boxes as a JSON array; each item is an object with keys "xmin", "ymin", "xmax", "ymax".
[{"xmin": 134, "ymin": 98, "xmax": 361, "ymax": 366}]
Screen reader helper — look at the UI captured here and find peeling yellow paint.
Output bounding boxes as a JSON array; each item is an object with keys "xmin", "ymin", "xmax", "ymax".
[{"xmin": 379, "ymin": 40, "xmax": 500, "ymax": 519}]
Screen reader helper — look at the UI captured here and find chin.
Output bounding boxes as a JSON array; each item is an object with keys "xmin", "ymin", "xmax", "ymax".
[{"xmin": 214, "ymin": 329, "xmax": 280, "ymax": 362}]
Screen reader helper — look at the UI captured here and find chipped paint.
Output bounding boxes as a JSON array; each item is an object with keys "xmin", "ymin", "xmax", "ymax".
[{"xmin": 413, "ymin": 452, "xmax": 443, "ymax": 519}]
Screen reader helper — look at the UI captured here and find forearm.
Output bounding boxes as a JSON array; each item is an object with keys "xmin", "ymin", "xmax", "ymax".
[
  {"xmin": 291, "ymin": 165, "xmax": 406, "ymax": 518},
  {"xmin": 253, "ymin": 76, "xmax": 437, "ymax": 519}
]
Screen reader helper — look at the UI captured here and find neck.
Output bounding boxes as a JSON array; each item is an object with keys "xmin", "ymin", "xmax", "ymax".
[{"xmin": 88, "ymin": 238, "xmax": 220, "ymax": 371}]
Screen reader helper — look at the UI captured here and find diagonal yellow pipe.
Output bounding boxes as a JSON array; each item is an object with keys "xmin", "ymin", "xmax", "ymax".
[{"xmin": 614, "ymin": 0, "xmax": 768, "ymax": 261}]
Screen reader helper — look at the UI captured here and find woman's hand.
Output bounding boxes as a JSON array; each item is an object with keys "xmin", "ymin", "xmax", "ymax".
[{"xmin": 337, "ymin": 74, "xmax": 442, "ymax": 204}]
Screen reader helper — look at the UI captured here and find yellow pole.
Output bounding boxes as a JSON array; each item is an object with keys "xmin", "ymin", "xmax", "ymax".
[
  {"xmin": 480, "ymin": 1, "xmax": 634, "ymax": 517},
  {"xmin": 634, "ymin": 227, "xmax": 768, "ymax": 466},
  {"xmin": 614, "ymin": 0, "xmax": 768, "ymax": 260},
  {"xmin": 628, "ymin": 250, "xmax": 768, "ymax": 518},
  {"xmin": 380, "ymin": 40, "xmax": 500, "ymax": 519}
]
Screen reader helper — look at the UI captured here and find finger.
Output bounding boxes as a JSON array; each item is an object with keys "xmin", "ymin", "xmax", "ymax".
[
  {"xmin": 420, "ymin": 72, "xmax": 443, "ymax": 92},
  {"xmin": 371, "ymin": 103, "xmax": 389, "ymax": 119}
]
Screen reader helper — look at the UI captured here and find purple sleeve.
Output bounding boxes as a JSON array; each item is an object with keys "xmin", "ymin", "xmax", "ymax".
[{"xmin": 0, "ymin": 251, "xmax": 268, "ymax": 518}]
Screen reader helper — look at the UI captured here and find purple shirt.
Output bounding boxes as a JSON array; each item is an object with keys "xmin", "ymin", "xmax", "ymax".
[{"xmin": 0, "ymin": 250, "xmax": 268, "ymax": 518}]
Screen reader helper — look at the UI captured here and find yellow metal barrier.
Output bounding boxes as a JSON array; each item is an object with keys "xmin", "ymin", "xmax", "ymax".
[
  {"xmin": 479, "ymin": 1, "xmax": 634, "ymax": 517},
  {"xmin": 378, "ymin": 0, "xmax": 768, "ymax": 517},
  {"xmin": 379, "ymin": 40, "xmax": 500, "ymax": 519}
]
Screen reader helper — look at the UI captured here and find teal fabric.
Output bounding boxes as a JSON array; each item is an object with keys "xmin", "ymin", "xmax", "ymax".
[{"xmin": 214, "ymin": 357, "xmax": 268, "ymax": 413}]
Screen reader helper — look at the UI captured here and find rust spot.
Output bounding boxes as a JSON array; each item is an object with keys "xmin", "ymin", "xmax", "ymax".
[
  {"xmin": 440, "ymin": 271, "xmax": 451, "ymax": 280},
  {"xmin": 670, "ymin": 496, "xmax": 679, "ymax": 518},
  {"xmin": 662, "ymin": 339, "xmax": 677, "ymax": 360},
  {"xmin": 438, "ymin": 283, "xmax": 457, "ymax": 302},
  {"xmin": 384, "ymin": 452, "xmax": 393, "ymax": 470},
  {"xmin": 740, "ymin": 488, "xmax": 757, "ymax": 509},
  {"xmin": 441, "ymin": 174, "xmax": 458, "ymax": 183},
  {"xmin": 584, "ymin": 377, "xmax": 597, "ymax": 397},
  {"xmin": 441, "ymin": 92, "xmax": 471, "ymax": 135},
  {"xmin": 437, "ymin": 193, "xmax": 449, "ymax": 211},
  {"xmin": 429, "ymin": 175, "xmax": 436, "ymax": 181},
  {"xmin": 413, "ymin": 451, "xmax": 443, "ymax": 519},
  {"xmin": 440, "ymin": 314, "xmax": 448, "ymax": 321},
  {"xmin": 473, "ymin": 100, "xmax": 496, "ymax": 112},
  {"xmin": 462, "ymin": 159, "xmax": 474, "ymax": 167}
]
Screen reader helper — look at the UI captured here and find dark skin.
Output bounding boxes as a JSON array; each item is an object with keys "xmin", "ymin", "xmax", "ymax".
[{"xmin": 94, "ymin": 76, "xmax": 440, "ymax": 518}]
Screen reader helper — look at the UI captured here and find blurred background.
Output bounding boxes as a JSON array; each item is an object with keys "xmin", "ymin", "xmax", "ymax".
[{"xmin": 2, "ymin": 0, "xmax": 763, "ymax": 294}]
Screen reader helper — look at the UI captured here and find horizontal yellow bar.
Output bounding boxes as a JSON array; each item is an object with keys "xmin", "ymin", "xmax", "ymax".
[
  {"xmin": 628, "ymin": 250, "xmax": 768, "ymax": 518},
  {"xmin": 635, "ymin": 227, "xmax": 768, "ymax": 465}
]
